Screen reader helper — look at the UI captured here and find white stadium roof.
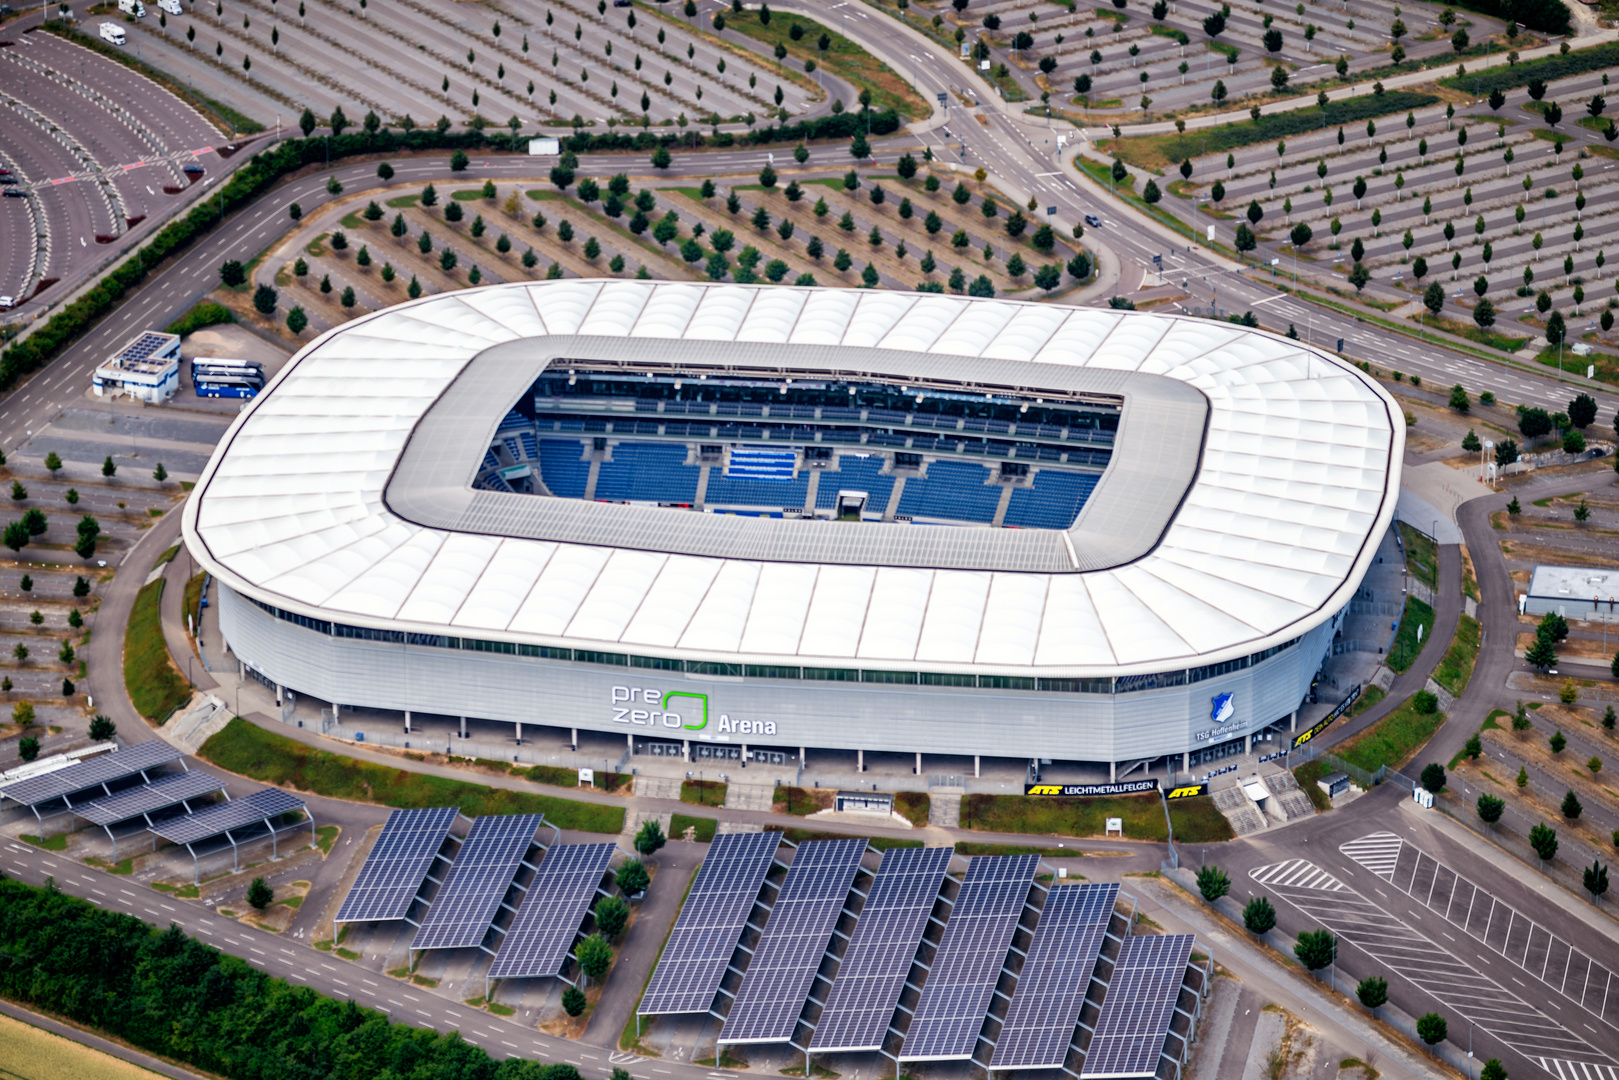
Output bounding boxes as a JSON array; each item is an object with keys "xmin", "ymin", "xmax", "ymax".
[{"xmin": 183, "ymin": 282, "xmax": 1402, "ymax": 677}]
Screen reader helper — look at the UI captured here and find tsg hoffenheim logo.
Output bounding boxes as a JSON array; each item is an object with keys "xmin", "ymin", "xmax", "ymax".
[{"xmin": 1211, "ymin": 693, "xmax": 1235, "ymax": 724}]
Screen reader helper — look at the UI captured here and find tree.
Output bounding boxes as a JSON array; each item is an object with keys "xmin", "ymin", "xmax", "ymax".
[
  {"xmin": 89, "ymin": 715, "xmax": 115, "ymax": 741},
  {"xmin": 1526, "ymin": 634, "xmax": 1559, "ymax": 671},
  {"xmin": 1569, "ymin": 392, "xmax": 1598, "ymax": 429},
  {"xmin": 635, "ymin": 819, "xmax": 665, "ymax": 856},
  {"xmin": 651, "ymin": 146, "xmax": 672, "ymax": 170},
  {"xmin": 1196, "ymin": 865, "xmax": 1230, "ymax": 903},
  {"xmin": 1356, "ymin": 975, "xmax": 1388, "ymax": 1011},
  {"xmin": 73, "ymin": 575, "xmax": 89, "ymax": 599},
  {"xmin": 286, "ymin": 306, "xmax": 309, "ymax": 335},
  {"xmin": 219, "ymin": 260, "xmax": 246, "ymax": 287},
  {"xmin": 1474, "ymin": 297, "xmax": 1496, "ymax": 329},
  {"xmin": 17, "ymin": 736, "xmax": 38, "ymax": 763},
  {"xmin": 247, "ymin": 877, "xmax": 274, "ymax": 910},
  {"xmin": 574, "ymin": 933, "xmax": 613, "ymax": 982},
  {"xmin": 594, "ymin": 895, "xmax": 630, "ymax": 938},
  {"xmin": 1463, "ymin": 430, "xmax": 1482, "ymax": 453},
  {"xmin": 1417, "ymin": 1013, "xmax": 1448, "ymax": 1049},
  {"xmin": 1420, "ymin": 763, "xmax": 1446, "ymax": 793},
  {"xmin": 1447, "ymin": 384, "xmax": 1472, "ymax": 414},
  {"xmin": 1540, "ymin": 612, "xmax": 1570, "ymax": 643},
  {"xmin": 1519, "ymin": 407, "xmax": 1553, "ymax": 440},
  {"xmin": 252, "ymin": 284, "xmax": 278, "ymax": 316},
  {"xmin": 1290, "ymin": 222, "xmax": 1312, "ymax": 249},
  {"xmin": 1242, "ymin": 896, "xmax": 1276, "ymax": 936},
  {"xmin": 616, "ymin": 860, "xmax": 649, "ymax": 896},
  {"xmin": 1, "ymin": 522, "xmax": 26, "ymax": 554},
  {"xmin": 1478, "ymin": 793, "xmax": 1504, "ymax": 824},
  {"xmin": 1586, "ymin": 860, "xmax": 1609, "ymax": 902},
  {"xmin": 1547, "ymin": 310, "xmax": 1567, "ymax": 349},
  {"xmin": 1481, "ymin": 1061, "xmax": 1507, "ymax": 1080},
  {"xmin": 1564, "ymin": 789, "xmax": 1583, "ymax": 819},
  {"xmin": 1530, "ymin": 821, "xmax": 1559, "ymax": 864},
  {"xmin": 1348, "ymin": 262, "xmax": 1371, "ymax": 292},
  {"xmin": 562, "ymin": 986, "xmax": 587, "ymax": 1016},
  {"xmin": 1294, "ymin": 929, "xmax": 1335, "ymax": 976},
  {"xmin": 1203, "ymin": 10, "xmax": 1225, "ymax": 36},
  {"xmin": 1423, "ymin": 282, "xmax": 1446, "ymax": 322}
]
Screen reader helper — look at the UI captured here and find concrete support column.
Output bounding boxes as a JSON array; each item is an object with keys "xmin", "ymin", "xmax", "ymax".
[
  {"xmin": 1184, "ymin": 751, "xmax": 1191, "ymax": 774},
  {"xmin": 1244, "ymin": 732, "xmax": 1252, "ymax": 754},
  {"xmin": 683, "ymin": 740, "xmax": 690, "ymax": 762},
  {"xmin": 275, "ymin": 684, "xmax": 283, "ymax": 708},
  {"xmin": 974, "ymin": 755, "xmax": 980, "ymax": 778},
  {"xmin": 404, "ymin": 710, "xmax": 411, "ymax": 734},
  {"xmin": 238, "ymin": 659, "xmax": 244, "ymax": 678},
  {"xmin": 1109, "ymin": 760, "xmax": 1116, "ymax": 782},
  {"xmin": 799, "ymin": 746, "xmax": 807, "ymax": 768},
  {"xmin": 914, "ymin": 752, "xmax": 922, "ymax": 775},
  {"xmin": 858, "ymin": 749, "xmax": 865, "ymax": 773},
  {"xmin": 741, "ymin": 743, "xmax": 748, "ymax": 767},
  {"xmin": 515, "ymin": 721, "xmax": 523, "ymax": 745},
  {"xmin": 459, "ymin": 716, "xmax": 467, "ymax": 738},
  {"xmin": 570, "ymin": 727, "xmax": 577, "ymax": 751},
  {"xmin": 626, "ymin": 732, "xmax": 633, "ymax": 752},
  {"xmin": 1289, "ymin": 709, "xmax": 1298, "ymax": 732}
]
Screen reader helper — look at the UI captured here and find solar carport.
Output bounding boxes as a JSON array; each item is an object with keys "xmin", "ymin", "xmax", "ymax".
[
  {"xmin": 0, "ymin": 741, "xmax": 183, "ymax": 834},
  {"xmin": 75, "ymin": 770, "xmax": 228, "ymax": 860},
  {"xmin": 150, "ymin": 787, "xmax": 311, "ymax": 882}
]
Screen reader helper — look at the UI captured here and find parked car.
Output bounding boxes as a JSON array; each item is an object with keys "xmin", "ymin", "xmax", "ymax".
[
  {"xmin": 0, "ymin": 297, "xmax": 15, "ymax": 310},
  {"xmin": 2, "ymin": 189, "xmax": 30, "ymax": 198},
  {"xmin": 1084, "ymin": 214, "xmax": 1103, "ymax": 228}
]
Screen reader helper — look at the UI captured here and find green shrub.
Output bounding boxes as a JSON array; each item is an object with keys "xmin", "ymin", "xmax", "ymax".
[{"xmin": 165, "ymin": 301, "xmax": 237, "ymax": 336}]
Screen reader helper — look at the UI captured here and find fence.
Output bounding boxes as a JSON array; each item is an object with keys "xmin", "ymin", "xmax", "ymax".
[{"xmin": 1292, "ymin": 740, "xmax": 1392, "ymax": 790}]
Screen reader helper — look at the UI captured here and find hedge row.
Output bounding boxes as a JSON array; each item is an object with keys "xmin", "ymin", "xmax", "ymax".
[
  {"xmin": 0, "ymin": 109, "xmax": 900, "ymax": 390},
  {"xmin": 0, "ymin": 875, "xmax": 585, "ymax": 1080},
  {"xmin": 1440, "ymin": 41, "xmax": 1619, "ymax": 96},
  {"xmin": 1133, "ymin": 90, "xmax": 1439, "ymax": 164},
  {"xmin": 1448, "ymin": 0, "xmax": 1571, "ymax": 36}
]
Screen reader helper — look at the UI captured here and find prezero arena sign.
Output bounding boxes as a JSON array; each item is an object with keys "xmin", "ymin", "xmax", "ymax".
[{"xmin": 610, "ymin": 686, "xmax": 779, "ymax": 737}]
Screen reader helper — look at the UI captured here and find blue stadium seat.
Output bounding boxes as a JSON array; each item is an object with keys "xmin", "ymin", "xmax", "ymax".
[
  {"xmin": 595, "ymin": 443, "xmax": 700, "ymax": 503},
  {"xmin": 727, "ymin": 446, "xmax": 798, "ymax": 480},
  {"xmin": 814, "ymin": 455, "xmax": 895, "ymax": 512},
  {"xmin": 705, "ymin": 463, "xmax": 810, "ymax": 508},
  {"xmin": 538, "ymin": 439, "xmax": 591, "ymax": 498},
  {"xmin": 1002, "ymin": 470, "xmax": 1099, "ymax": 529},
  {"xmin": 896, "ymin": 460, "xmax": 1000, "ymax": 523}
]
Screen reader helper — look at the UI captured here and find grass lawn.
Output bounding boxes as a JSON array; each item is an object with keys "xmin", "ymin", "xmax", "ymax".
[
  {"xmin": 1387, "ymin": 597, "xmax": 1436, "ymax": 674},
  {"xmin": 199, "ymin": 718, "xmax": 624, "ymax": 832},
  {"xmin": 1412, "ymin": 311, "xmax": 1530, "ymax": 353},
  {"xmin": 1334, "ymin": 693, "xmax": 1445, "ymax": 773},
  {"xmin": 680, "ymin": 779, "xmax": 727, "ymax": 807},
  {"xmin": 955, "ymin": 841, "xmax": 1083, "ymax": 856},
  {"xmin": 1398, "ymin": 522, "xmax": 1438, "ymax": 589},
  {"xmin": 689, "ymin": 8, "xmax": 926, "ymax": 119},
  {"xmin": 961, "ymin": 791, "xmax": 1232, "ymax": 844},
  {"xmin": 895, "ymin": 791, "xmax": 930, "ymax": 827},
  {"xmin": 124, "ymin": 578, "xmax": 191, "ymax": 723},
  {"xmin": 20, "ymin": 832, "xmax": 68, "ymax": 850},
  {"xmin": 1433, "ymin": 613, "xmax": 1482, "ymax": 698},
  {"xmin": 669, "ymin": 814, "xmax": 717, "ymax": 842},
  {"xmin": 1291, "ymin": 760, "xmax": 1333, "ymax": 812}
]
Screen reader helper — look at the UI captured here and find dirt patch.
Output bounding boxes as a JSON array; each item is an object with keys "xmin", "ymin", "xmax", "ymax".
[
  {"xmin": 1516, "ymin": 632, "xmax": 1617, "ymax": 660},
  {"xmin": 1500, "ymin": 540, "xmax": 1619, "ymax": 571}
]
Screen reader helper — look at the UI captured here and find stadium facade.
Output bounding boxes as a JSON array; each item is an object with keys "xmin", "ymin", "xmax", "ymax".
[{"xmin": 183, "ymin": 282, "xmax": 1402, "ymax": 777}]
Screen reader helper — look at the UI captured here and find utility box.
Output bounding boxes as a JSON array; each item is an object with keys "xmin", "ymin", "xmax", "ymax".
[
  {"xmin": 1317, "ymin": 771, "xmax": 1350, "ymax": 799},
  {"xmin": 527, "ymin": 137, "xmax": 561, "ymax": 156}
]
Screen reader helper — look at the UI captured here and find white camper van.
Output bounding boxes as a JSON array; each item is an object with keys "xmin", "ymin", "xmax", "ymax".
[
  {"xmin": 117, "ymin": 0, "xmax": 145, "ymax": 17},
  {"xmin": 158, "ymin": 0, "xmax": 182, "ymax": 14},
  {"xmin": 99, "ymin": 20, "xmax": 126, "ymax": 43}
]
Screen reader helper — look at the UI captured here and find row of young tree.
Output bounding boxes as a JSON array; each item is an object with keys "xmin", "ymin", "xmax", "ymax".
[
  {"xmin": 1196, "ymin": 864, "xmax": 1510, "ymax": 1074},
  {"xmin": 0, "ymin": 874, "xmax": 593, "ymax": 1080}
]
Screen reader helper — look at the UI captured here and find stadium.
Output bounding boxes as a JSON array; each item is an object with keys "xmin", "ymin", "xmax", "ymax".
[{"xmin": 181, "ymin": 281, "xmax": 1402, "ymax": 781}]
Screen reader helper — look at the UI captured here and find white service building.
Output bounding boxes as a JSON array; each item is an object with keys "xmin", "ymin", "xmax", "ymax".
[{"xmin": 94, "ymin": 331, "xmax": 180, "ymax": 403}]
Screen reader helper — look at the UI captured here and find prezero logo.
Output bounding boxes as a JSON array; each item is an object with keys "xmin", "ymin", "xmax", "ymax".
[{"xmin": 611, "ymin": 686, "xmax": 707, "ymax": 730}]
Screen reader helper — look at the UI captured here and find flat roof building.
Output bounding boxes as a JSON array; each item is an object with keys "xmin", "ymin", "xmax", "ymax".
[
  {"xmin": 1525, "ymin": 565, "xmax": 1619, "ymax": 619},
  {"xmin": 94, "ymin": 330, "xmax": 180, "ymax": 403}
]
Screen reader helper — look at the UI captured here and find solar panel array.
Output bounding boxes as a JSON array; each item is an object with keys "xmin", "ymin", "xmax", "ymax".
[
  {"xmin": 411, "ymin": 814, "xmax": 545, "ymax": 951},
  {"xmin": 810, "ymin": 846, "xmax": 954, "ymax": 1053},
  {"xmin": 1, "ymin": 742, "xmax": 181, "ymax": 806},
  {"xmin": 993, "ymin": 883, "xmax": 1121, "ymax": 1070},
  {"xmin": 1080, "ymin": 934, "xmax": 1196, "ymax": 1079},
  {"xmin": 487, "ymin": 842, "xmax": 617, "ymax": 981},
  {"xmin": 336, "ymin": 807, "xmax": 460, "ymax": 924},
  {"xmin": 640, "ymin": 831, "xmax": 781, "ymax": 1016},
  {"xmin": 721, "ymin": 839, "xmax": 868, "ymax": 1044},
  {"xmin": 900, "ymin": 855, "xmax": 1040, "ymax": 1062},
  {"xmin": 151, "ymin": 787, "xmax": 306, "ymax": 846},
  {"xmin": 75, "ymin": 770, "xmax": 226, "ymax": 826}
]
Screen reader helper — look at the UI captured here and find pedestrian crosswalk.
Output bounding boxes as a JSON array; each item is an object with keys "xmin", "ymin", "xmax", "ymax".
[
  {"xmin": 1339, "ymin": 832, "xmax": 1404, "ymax": 880},
  {"xmin": 1247, "ymin": 859, "xmax": 1347, "ymax": 892},
  {"xmin": 1539, "ymin": 1058, "xmax": 1619, "ymax": 1080}
]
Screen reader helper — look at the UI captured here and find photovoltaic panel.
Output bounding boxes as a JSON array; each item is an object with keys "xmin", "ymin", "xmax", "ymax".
[
  {"xmin": 721, "ymin": 838, "xmax": 868, "ymax": 1044},
  {"xmin": 336, "ymin": 806, "xmax": 461, "ymax": 924},
  {"xmin": 1080, "ymin": 934, "xmax": 1196, "ymax": 1079},
  {"xmin": 0, "ymin": 742, "xmax": 181, "ymax": 807},
  {"xmin": 487, "ymin": 842, "xmax": 617, "ymax": 980},
  {"xmin": 640, "ymin": 830, "xmax": 782, "ymax": 1016},
  {"xmin": 810, "ymin": 846, "xmax": 953, "ymax": 1053},
  {"xmin": 993, "ymin": 883, "xmax": 1121, "ymax": 1070},
  {"xmin": 151, "ymin": 787, "xmax": 306, "ymax": 846},
  {"xmin": 411, "ymin": 814, "xmax": 546, "ymax": 951},
  {"xmin": 75, "ymin": 770, "xmax": 226, "ymax": 827},
  {"xmin": 899, "ymin": 854, "xmax": 1040, "ymax": 1062}
]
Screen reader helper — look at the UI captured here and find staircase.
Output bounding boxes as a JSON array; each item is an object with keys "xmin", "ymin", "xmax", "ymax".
[
  {"xmin": 929, "ymin": 787, "xmax": 965, "ymax": 828},
  {"xmin": 1262, "ymin": 772, "xmax": 1318, "ymax": 821},
  {"xmin": 723, "ymin": 783, "xmax": 776, "ymax": 812},
  {"xmin": 624, "ymin": 809, "xmax": 672, "ymax": 845},
  {"xmin": 635, "ymin": 774, "xmax": 684, "ymax": 801},
  {"xmin": 1212, "ymin": 786, "xmax": 1267, "ymax": 836}
]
